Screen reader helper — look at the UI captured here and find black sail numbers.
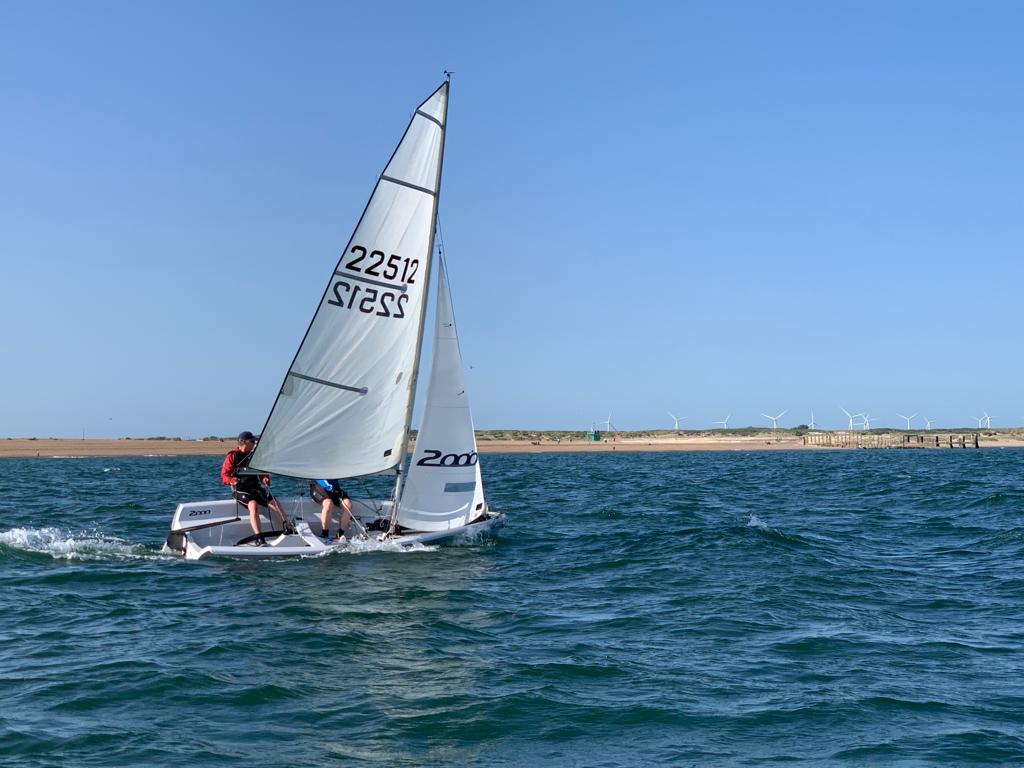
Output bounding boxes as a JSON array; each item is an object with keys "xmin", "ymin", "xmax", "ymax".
[{"xmin": 327, "ymin": 244, "xmax": 418, "ymax": 319}]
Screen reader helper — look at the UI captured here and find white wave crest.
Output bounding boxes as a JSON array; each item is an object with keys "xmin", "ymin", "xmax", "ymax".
[
  {"xmin": 747, "ymin": 514, "xmax": 770, "ymax": 530},
  {"xmin": 0, "ymin": 526, "xmax": 172, "ymax": 562},
  {"xmin": 449, "ymin": 526, "xmax": 499, "ymax": 546}
]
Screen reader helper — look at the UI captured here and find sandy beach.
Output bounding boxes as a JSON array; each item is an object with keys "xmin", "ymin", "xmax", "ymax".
[{"xmin": 2, "ymin": 433, "xmax": 1022, "ymax": 459}]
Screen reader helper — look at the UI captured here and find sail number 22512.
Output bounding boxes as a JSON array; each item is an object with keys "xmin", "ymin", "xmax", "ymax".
[
  {"xmin": 327, "ymin": 245, "xmax": 419, "ymax": 319},
  {"xmin": 345, "ymin": 245, "xmax": 419, "ymax": 283},
  {"xmin": 327, "ymin": 280, "xmax": 408, "ymax": 318}
]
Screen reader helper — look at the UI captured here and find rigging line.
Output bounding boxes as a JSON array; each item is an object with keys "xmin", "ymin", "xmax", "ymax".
[
  {"xmin": 435, "ymin": 212, "xmax": 446, "ymax": 259},
  {"xmin": 432, "ymin": 214, "xmax": 462, "ymax": 342},
  {"xmin": 434, "ymin": 214, "xmax": 448, "ymax": 293},
  {"xmin": 352, "ymin": 476, "xmax": 386, "ymax": 517}
]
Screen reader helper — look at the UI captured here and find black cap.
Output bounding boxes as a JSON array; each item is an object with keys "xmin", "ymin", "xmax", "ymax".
[{"xmin": 238, "ymin": 431, "xmax": 256, "ymax": 442}]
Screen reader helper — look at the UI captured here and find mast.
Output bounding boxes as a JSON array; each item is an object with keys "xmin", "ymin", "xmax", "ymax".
[{"xmin": 388, "ymin": 74, "xmax": 451, "ymax": 533}]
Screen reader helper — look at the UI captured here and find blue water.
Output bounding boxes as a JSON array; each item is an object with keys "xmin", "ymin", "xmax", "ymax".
[{"xmin": 2, "ymin": 449, "xmax": 1024, "ymax": 766}]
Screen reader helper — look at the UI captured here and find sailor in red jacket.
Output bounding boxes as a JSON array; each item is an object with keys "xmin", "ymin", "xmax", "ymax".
[{"xmin": 222, "ymin": 431, "xmax": 292, "ymax": 545}]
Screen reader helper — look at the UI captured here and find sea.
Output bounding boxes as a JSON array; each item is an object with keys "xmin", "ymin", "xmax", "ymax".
[{"xmin": 2, "ymin": 448, "xmax": 1024, "ymax": 767}]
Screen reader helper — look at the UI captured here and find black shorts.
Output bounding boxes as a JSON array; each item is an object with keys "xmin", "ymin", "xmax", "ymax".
[
  {"xmin": 234, "ymin": 487, "xmax": 270, "ymax": 507},
  {"xmin": 310, "ymin": 481, "xmax": 348, "ymax": 506}
]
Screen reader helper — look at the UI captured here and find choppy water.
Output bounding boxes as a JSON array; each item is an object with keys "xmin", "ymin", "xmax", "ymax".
[{"xmin": 2, "ymin": 449, "xmax": 1024, "ymax": 766}]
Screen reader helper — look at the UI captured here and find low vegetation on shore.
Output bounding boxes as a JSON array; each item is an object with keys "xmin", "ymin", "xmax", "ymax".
[{"xmin": 6, "ymin": 428, "xmax": 1024, "ymax": 443}]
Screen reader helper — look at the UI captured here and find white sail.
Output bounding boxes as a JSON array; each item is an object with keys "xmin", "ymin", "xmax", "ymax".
[
  {"xmin": 397, "ymin": 259, "xmax": 485, "ymax": 531},
  {"xmin": 250, "ymin": 82, "xmax": 448, "ymax": 479}
]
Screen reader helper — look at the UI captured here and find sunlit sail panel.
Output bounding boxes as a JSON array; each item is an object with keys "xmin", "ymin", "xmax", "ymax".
[
  {"xmin": 385, "ymin": 118, "xmax": 442, "ymax": 191},
  {"xmin": 250, "ymin": 83, "xmax": 448, "ymax": 480},
  {"xmin": 415, "ymin": 86, "xmax": 447, "ymax": 124},
  {"xmin": 398, "ymin": 260, "xmax": 485, "ymax": 530}
]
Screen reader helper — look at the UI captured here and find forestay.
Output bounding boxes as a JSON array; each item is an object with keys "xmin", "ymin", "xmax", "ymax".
[
  {"xmin": 250, "ymin": 82, "xmax": 449, "ymax": 480},
  {"xmin": 397, "ymin": 259, "xmax": 485, "ymax": 531}
]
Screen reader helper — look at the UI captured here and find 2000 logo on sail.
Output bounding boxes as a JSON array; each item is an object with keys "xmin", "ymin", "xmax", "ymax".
[{"xmin": 416, "ymin": 450, "xmax": 478, "ymax": 467}]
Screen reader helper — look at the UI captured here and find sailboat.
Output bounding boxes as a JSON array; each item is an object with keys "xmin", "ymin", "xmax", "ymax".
[{"xmin": 165, "ymin": 78, "xmax": 505, "ymax": 560}]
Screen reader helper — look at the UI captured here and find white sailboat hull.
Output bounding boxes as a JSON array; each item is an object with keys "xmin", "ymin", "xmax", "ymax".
[
  {"xmin": 166, "ymin": 497, "xmax": 504, "ymax": 560},
  {"xmin": 384, "ymin": 510, "xmax": 506, "ymax": 547}
]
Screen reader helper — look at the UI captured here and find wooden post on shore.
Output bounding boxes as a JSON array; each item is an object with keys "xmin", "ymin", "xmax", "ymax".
[{"xmin": 797, "ymin": 431, "xmax": 981, "ymax": 451}]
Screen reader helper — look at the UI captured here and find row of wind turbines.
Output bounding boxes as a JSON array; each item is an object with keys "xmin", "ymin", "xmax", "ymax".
[
  {"xmin": 594, "ymin": 408, "xmax": 997, "ymax": 433},
  {"xmin": 837, "ymin": 408, "xmax": 995, "ymax": 431}
]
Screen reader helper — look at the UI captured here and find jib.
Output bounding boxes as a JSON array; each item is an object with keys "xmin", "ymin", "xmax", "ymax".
[{"xmin": 416, "ymin": 450, "xmax": 478, "ymax": 467}]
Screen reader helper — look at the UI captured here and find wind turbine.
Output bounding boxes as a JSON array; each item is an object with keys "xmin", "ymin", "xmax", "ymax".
[
  {"xmin": 667, "ymin": 411, "xmax": 686, "ymax": 432},
  {"xmin": 840, "ymin": 407, "xmax": 862, "ymax": 431},
  {"xmin": 974, "ymin": 415, "xmax": 985, "ymax": 428},
  {"xmin": 809, "ymin": 410, "xmax": 817, "ymax": 430},
  {"xmin": 597, "ymin": 413, "xmax": 616, "ymax": 432},
  {"xmin": 984, "ymin": 412, "xmax": 993, "ymax": 429},
  {"xmin": 712, "ymin": 414, "xmax": 731, "ymax": 430},
  {"xmin": 861, "ymin": 413, "xmax": 878, "ymax": 430},
  {"xmin": 923, "ymin": 416, "xmax": 933, "ymax": 430},
  {"xmin": 761, "ymin": 410, "xmax": 788, "ymax": 430},
  {"xmin": 896, "ymin": 412, "xmax": 917, "ymax": 430}
]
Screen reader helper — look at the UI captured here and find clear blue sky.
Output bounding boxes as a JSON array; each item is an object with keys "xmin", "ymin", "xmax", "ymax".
[{"xmin": 2, "ymin": 1, "xmax": 1021, "ymax": 437}]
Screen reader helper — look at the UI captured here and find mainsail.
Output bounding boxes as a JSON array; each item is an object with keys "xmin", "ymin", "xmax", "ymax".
[
  {"xmin": 397, "ymin": 258, "xmax": 485, "ymax": 531},
  {"xmin": 250, "ymin": 82, "xmax": 449, "ymax": 479}
]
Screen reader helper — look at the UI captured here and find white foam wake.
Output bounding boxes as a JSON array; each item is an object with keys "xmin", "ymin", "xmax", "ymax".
[
  {"xmin": 0, "ymin": 526, "xmax": 172, "ymax": 562},
  {"xmin": 311, "ymin": 536, "xmax": 438, "ymax": 557}
]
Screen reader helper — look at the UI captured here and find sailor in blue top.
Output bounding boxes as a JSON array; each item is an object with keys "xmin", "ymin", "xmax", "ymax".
[{"xmin": 309, "ymin": 479, "xmax": 353, "ymax": 540}]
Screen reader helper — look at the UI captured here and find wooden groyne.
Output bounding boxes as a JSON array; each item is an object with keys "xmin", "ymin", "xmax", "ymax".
[{"xmin": 802, "ymin": 432, "xmax": 981, "ymax": 449}]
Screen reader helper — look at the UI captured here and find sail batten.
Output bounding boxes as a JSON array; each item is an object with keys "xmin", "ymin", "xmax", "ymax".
[
  {"xmin": 286, "ymin": 372, "xmax": 367, "ymax": 395},
  {"xmin": 332, "ymin": 271, "xmax": 409, "ymax": 293},
  {"xmin": 249, "ymin": 82, "xmax": 449, "ymax": 480},
  {"xmin": 415, "ymin": 109, "xmax": 443, "ymax": 128},
  {"xmin": 381, "ymin": 175, "xmax": 437, "ymax": 197}
]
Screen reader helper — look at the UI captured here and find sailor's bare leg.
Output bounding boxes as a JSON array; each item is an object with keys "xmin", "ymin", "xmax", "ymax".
[
  {"xmin": 339, "ymin": 497, "xmax": 353, "ymax": 536},
  {"xmin": 247, "ymin": 500, "xmax": 261, "ymax": 536},
  {"xmin": 320, "ymin": 498, "xmax": 334, "ymax": 536}
]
